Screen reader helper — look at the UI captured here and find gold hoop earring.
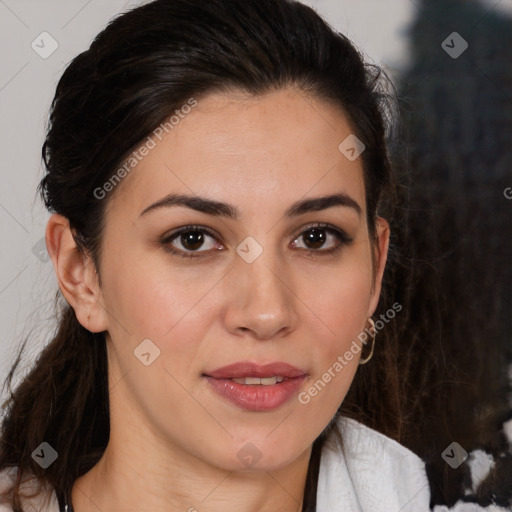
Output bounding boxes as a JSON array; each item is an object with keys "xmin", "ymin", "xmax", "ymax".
[{"xmin": 359, "ymin": 318, "xmax": 376, "ymax": 365}]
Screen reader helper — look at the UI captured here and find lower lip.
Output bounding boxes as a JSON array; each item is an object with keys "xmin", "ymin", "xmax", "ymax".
[{"xmin": 204, "ymin": 376, "xmax": 307, "ymax": 411}]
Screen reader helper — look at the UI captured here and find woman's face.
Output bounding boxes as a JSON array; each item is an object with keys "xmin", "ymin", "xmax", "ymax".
[{"xmin": 90, "ymin": 87, "xmax": 388, "ymax": 472}]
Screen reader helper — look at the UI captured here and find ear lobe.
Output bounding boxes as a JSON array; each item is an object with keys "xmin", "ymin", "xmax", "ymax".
[
  {"xmin": 45, "ymin": 213, "xmax": 108, "ymax": 333},
  {"xmin": 368, "ymin": 216, "xmax": 390, "ymax": 315}
]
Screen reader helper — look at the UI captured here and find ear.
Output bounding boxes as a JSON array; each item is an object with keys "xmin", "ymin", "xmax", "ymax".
[
  {"xmin": 45, "ymin": 213, "xmax": 108, "ymax": 333},
  {"xmin": 368, "ymin": 216, "xmax": 390, "ymax": 316}
]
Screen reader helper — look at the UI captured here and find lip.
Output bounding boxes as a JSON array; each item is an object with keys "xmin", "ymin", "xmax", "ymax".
[
  {"xmin": 204, "ymin": 361, "xmax": 307, "ymax": 379},
  {"xmin": 203, "ymin": 362, "xmax": 308, "ymax": 412}
]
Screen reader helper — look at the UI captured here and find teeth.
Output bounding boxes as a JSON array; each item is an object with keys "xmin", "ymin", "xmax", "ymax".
[{"xmin": 231, "ymin": 376, "xmax": 286, "ymax": 385}]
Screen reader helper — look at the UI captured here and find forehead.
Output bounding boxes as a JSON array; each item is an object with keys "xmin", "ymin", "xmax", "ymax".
[{"xmin": 106, "ymin": 87, "xmax": 366, "ymax": 220}]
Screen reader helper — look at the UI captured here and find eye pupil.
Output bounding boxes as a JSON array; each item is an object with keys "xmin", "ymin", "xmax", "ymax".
[
  {"xmin": 181, "ymin": 231, "xmax": 204, "ymax": 250},
  {"xmin": 303, "ymin": 228, "xmax": 326, "ymax": 249}
]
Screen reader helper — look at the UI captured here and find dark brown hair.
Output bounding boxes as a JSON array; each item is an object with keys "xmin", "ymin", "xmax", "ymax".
[{"xmin": 0, "ymin": 1, "xmax": 400, "ymax": 510}]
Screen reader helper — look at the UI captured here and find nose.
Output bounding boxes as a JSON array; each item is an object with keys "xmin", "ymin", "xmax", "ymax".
[{"xmin": 222, "ymin": 251, "xmax": 299, "ymax": 340}]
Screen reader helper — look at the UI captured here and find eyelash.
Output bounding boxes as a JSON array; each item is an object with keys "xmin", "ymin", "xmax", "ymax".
[{"xmin": 160, "ymin": 223, "xmax": 353, "ymax": 259}]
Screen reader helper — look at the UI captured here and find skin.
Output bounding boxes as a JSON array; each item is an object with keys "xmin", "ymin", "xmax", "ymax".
[{"xmin": 46, "ymin": 87, "xmax": 389, "ymax": 512}]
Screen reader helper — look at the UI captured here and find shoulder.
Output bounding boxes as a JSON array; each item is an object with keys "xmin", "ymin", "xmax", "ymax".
[
  {"xmin": 317, "ymin": 415, "xmax": 431, "ymax": 512},
  {"xmin": 335, "ymin": 415, "xmax": 429, "ymax": 476},
  {"xmin": 0, "ymin": 466, "xmax": 59, "ymax": 512}
]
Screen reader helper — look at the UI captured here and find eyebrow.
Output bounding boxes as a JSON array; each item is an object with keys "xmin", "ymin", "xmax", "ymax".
[{"xmin": 139, "ymin": 192, "xmax": 361, "ymax": 219}]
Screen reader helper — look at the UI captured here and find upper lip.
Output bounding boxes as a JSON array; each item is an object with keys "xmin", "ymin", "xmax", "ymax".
[{"xmin": 204, "ymin": 362, "xmax": 307, "ymax": 379}]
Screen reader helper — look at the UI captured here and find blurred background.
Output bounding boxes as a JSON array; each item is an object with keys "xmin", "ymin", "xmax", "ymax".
[{"xmin": 0, "ymin": 0, "xmax": 511, "ymax": 508}]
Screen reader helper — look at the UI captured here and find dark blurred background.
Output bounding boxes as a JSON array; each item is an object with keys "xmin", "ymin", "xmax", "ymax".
[{"xmin": 391, "ymin": 0, "xmax": 512, "ymax": 507}]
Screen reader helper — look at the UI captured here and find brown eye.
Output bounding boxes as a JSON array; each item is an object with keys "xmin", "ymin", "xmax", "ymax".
[
  {"xmin": 302, "ymin": 228, "xmax": 327, "ymax": 249},
  {"xmin": 180, "ymin": 231, "xmax": 206, "ymax": 251},
  {"xmin": 290, "ymin": 224, "xmax": 353, "ymax": 255},
  {"xmin": 162, "ymin": 226, "xmax": 222, "ymax": 258}
]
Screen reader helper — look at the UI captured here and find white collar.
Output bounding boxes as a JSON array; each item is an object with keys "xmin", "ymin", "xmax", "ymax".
[{"xmin": 317, "ymin": 416, "xmax": 432, "ymax": 512}]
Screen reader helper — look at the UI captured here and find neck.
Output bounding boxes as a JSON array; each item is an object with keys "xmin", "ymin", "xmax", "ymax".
[
  {"xmin": 70, "ymin": 388, "xmax": 312, "ymax": 512},
  {"xmin": 71, "ymin": 441, "xmax": 311, "ymax": 512}
]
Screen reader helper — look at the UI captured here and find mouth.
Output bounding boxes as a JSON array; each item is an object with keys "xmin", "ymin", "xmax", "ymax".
[
  {"xmin": 203, "ymin": 361, "xmax": 308, "ymax": 411},
  {"xmin": 204, "ymin": 361, "xmax": 307, "ymax": 379},
  {"xmin": 229, "ymin": 376, "xmax": 287, "ymax": 385}
]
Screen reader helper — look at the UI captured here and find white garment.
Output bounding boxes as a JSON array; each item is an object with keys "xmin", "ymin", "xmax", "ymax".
[
  {"xmin": 317, "ymin": 415, "xmax": 431, "ymax": 511},
  {"xmin": 0, "ymin": 416, "xmax": 509, "ymax": 511}
]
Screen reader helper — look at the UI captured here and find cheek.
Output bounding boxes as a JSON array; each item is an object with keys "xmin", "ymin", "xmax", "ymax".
[
  {"xmin": 101, "ymin": 246, "xmax": 222, "ymax": 342},
  {"xmin": 293, "ymin": 254, "xmax": 373, "ymax": 415},
  {"xmin": 101, "ymin": 259, "xmax": 221, "ymax": 429},
  {"xmin": 298, "ymin": 249, "xmax": 374, "ymax": 334}
]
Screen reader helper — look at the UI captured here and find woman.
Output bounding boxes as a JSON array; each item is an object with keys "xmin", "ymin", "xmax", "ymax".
[{"xmin": 0, "ymin": 0, "xmax": 439, "ymax": 510}]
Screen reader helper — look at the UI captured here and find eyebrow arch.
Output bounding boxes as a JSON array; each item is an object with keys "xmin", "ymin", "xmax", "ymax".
[
  {"xmin": 139, "ymin": 192, "xmax": 361, "ymax": 219},
  {"xmin": 139, "ymin": 194, "xmax": 236, "ymax": 218},
  {"xmin": 285, "ymin": 193, "xmax": 361, "ymax": 217}
]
